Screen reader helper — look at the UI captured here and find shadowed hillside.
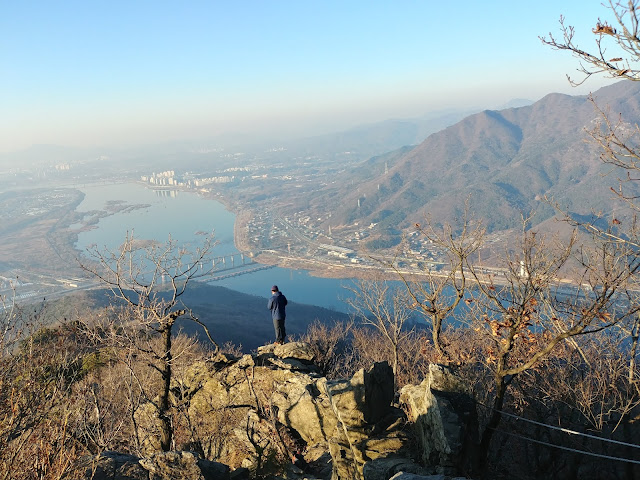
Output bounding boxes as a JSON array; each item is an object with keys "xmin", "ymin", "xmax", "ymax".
[
  {"xmin": 49, "ymin": 284, "xmax": 350, "ymax": 351},
  {"xmin": 177, "ymin": 283, "xmax": 350, "ymax": 350}
]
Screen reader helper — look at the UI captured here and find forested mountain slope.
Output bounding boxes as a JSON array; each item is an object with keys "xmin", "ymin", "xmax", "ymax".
[{"xmin": 314, "ymin": 81, "xmax": 640, "ymax": 233}]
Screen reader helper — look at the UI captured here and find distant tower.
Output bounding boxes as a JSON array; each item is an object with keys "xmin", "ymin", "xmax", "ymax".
[
  {"xmin": 519, "ymin": 260, "xmax": 528, "ymax": 278},
  {"xmin": 385, "ymin": 161, "xmax": 389, "ymax": 174},
  {"xmin": 328, "ymin": 225, "xmax": 332, "ymax": 236},
  {"xmin": 357, "ymin": 198, "xmax": 361, "ymax": 208}
]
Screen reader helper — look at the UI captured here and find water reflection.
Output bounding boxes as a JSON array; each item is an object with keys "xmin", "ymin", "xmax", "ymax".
[{"xmin": 74, "ymin": 183, "xmax": 355, "ymax": 312}]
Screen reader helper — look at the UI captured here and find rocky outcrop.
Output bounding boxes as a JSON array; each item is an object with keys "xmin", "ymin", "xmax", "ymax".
[
  {"xmin": 82, "ymin": 450, "xmax": 230, "ymax": 480},
  {"xmin": 324, "ymin": 362, "xmax": 412, "ymax": 479},
  {"xmin": 399, "ymin": 364, "xmax": 478, "ymax": 476},
  {"xmin": 361, "ymin": 457, "xmax": 429, "ymax": 480},
  {"xmin": 181, "ymin": 342, "xmax": 415, "ymax": 478},
  {"xmin": 126, "ymin": 343, "xmax": 477, "ymax": 480},
  {"xmin": 389, "ymin": 474, "xmax": 470, "ymax": 480}
]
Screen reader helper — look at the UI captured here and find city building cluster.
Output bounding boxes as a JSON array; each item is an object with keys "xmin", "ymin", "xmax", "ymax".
[
  {"xmin": 140, "ymin": 170, "xmax": 236, "ymax": 188},
  {"xmin": 136, "ymin": 166, "xmax": 458, "ymax": 274},
  {"xmin": 140, "ymin": 170, "xmax": 178, "ymax": 186}
]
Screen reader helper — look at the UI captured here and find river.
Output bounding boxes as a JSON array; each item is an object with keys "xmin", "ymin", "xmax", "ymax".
[{"xmin": 75, "ymin": 182, "xmax": 356, "ymax": 312}]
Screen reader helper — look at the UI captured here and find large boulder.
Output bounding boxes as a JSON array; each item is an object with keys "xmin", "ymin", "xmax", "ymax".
[
  {"xmin": 399, "ymin": 364, "xmax": 478, "ymax": 476},
  {"xmin": 132, "ymin": 344, "xmax": 476, "ymax": 480},
  {"xmin": 325, "ymin": 361, "xmax": 394, "ymax": 426},
  {"xmin": 257, "ymin": 341, "xmax": 316, "ymax": 362},
  {"xmin": 184, "ymin": 345, "xmax": 329, "ymax": 468},
  {"xmin": 82, "ymin": 451, "xmax": 230, "ymax": 480},
  {"xmin": 139, "ymin": 451, "xmax": 230, "ymax": 480},
  {"xmin": 270, "ymin": 372, "xmax": 338, "ymax": 445},
  {"xmin": 362, "ymin": 456, "xmax": 429, "ymax": 480},
  {"xmin": 324, "ymin": 362, "xmax": 412, "ymax": 480},
  {"xmin": 82, "ymin": 451, "xmax": 147, "ymax": 480},
  {"xmin": 181, "ymin": 351, "xmax": 414, "ymax": 479}
]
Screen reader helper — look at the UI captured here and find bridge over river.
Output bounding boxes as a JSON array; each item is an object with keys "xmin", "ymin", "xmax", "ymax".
[{"xmin": 207, "ymin": 251, "xmax": 275, "ymax": 282}]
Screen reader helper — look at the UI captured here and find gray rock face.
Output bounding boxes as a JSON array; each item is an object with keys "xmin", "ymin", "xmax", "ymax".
[
  {"xmin": 120, "ymin": 345, "xmax": 476, "ymax": 480},
  {"xmin": 83, "ymin": 451, "xmax": 230, "ymax": 480},
  {"xmin": 83, "ymin": 451, "xmax": 147, "ymax": 480},
  {"xmin": 185, "ymin": 348, "xmax": 330, "ymax": 466},
  {"xmin": 399, "ymin": 364, "xmax": 478, "ymax": 476},
  {"xmin": 389, "ymin": 474, "xmax": 446, "ymax": 480},
  {"xmin": 257, "ymin": 341, "xmax": 316, "ymax": 362},
  {"xmin": 324, "ymin": 362, "xmax": 412, "ymax": 480},
  {"xmin": 182, "ymin": 348, "xmax": 411, "ymax": 479},
  {"xmin": 139, "ymin": 451, "xmax": 230, "ymax": 480},
  {"xmin": 362, "ymin": 457, "xmax": 430, "ymax": 480},
  {"xmin": 325, "ymin": 361, "xmax": 395, "ymax": 426}
]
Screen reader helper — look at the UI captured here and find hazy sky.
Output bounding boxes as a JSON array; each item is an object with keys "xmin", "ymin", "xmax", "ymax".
[{"xmin": 0, "ymin": 1, "xmax": 621, "ymax": 153}]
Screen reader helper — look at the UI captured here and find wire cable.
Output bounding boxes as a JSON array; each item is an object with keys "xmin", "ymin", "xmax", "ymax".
[
  {"xmin": 494, "ymin": 408, "xmax": 640, "ymax": 450},
  {"xmin": 492, "ymin": 428, "xmax": 640, "ymax": 465},
  {"xmin": 476, "ymin": 401, "xmax": 640, "ymax": 450}
]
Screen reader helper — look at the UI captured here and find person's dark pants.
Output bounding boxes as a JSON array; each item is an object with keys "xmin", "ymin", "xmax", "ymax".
[{"xmin": 273, "ymin": 318, "xmax": 286, "ymax": 343}]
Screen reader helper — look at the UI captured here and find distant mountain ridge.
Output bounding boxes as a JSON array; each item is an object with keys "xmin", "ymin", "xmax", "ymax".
[
  {"xmin": 311, "ymin": 81, "xmax": 640, "ymax": 235},
  {"xmin": 277, "ymin": 108, "xmax": 481, "ymax": 163},
  {"xmin": 0, "ymin": 102, "xmax": 515, "ymax": 174},
  {"xmin": 497, "ymin": 98, "xmax": 534, "ymax": 109}
]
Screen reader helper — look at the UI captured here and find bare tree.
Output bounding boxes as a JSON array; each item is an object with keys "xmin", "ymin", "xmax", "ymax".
[
  {"xmin": 539, "ymin": 0, "xmax": 640, "ymax": 218},
  {"xmin": 0, "ymin": 293, "xmax": 90, "ymax": 480},
  {"xmin": 345, "ymin": 278, "xmax": 414, "ymax": 382},
  {"xmin": 540, "ymin": 0, "xmax": 640, "ymax": 85},
  {"xmin": 390, "ymin": 204, "xmax": 484, "ymax": 359},
  {"xmin": 540, "ymin": 0, "xmax": 640, "ymax": 438},
  {"xmin": 295, "ymin": 319, "xmax": 353, "ymax": 378},
  {"xmin": 348, "ymin": 325, "xmax": 432, "ymax": 388},
  {"xmin": 465, "ymin": 222, "xmax": 640, "ymax": 467},
  {"xmin": 82, "ymin": 232, "xmax": 218, "ymax": 452}
]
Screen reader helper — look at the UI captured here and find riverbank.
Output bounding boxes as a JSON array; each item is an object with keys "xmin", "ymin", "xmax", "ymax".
[
  {"xmin": 254, "ymin": 251, "xmax": 427, "ymax": 282},
  {"xmin": 229, "ymin": 203, "xmax": 433, "ymax": 282},
  {"xmin": 233, "ymin": 209, "xmax": 253, "ymax": 253},
  {"xmin": 198, "ymin": 188, "xmax": 529, "ymax": 286}
]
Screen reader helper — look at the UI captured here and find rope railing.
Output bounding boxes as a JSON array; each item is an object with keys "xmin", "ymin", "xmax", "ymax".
[
  {"xmin": 490, "ymin": 427, "xmax": 640, "ymax": 465},
  {"xmin": 476, "ymin": 401, "xmax": 640, "ymax": 464}
]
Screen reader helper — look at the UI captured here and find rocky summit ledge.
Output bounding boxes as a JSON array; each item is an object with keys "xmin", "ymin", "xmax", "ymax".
[
  {"xmin": 256, "ymin": 341, "xmax": 315, "ymax": 361},
  {"xmin": 79, "ymin": 343, "xmax": 476, "ymax": 480},
  {"xmin": 80, "ymin": 451, "xmax": 230, "ymax": 480}
]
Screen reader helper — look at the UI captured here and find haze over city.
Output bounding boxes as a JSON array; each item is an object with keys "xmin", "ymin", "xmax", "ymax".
[
  {"xmin": 1, "ymin": 0, "xmax": 619, "ymax": 153},
  {"xmin": 4, "ymin": 0, "xmax": 640, "ymax": 477}
]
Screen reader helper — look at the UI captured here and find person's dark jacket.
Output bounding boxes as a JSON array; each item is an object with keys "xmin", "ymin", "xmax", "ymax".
[{"xmin": 268, "ymin": 291, "xmax": 287, "ymax": 320}]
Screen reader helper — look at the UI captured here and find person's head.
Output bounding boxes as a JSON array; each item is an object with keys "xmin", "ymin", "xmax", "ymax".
[{"xmin": 271, "ymin": 285, "xmax": 279, "ymax": 293}]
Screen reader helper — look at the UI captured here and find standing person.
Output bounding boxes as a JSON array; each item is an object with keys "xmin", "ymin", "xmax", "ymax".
[{"xmin": 267, "ymin": 285, "xmax": 287, "ymax": 344}]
